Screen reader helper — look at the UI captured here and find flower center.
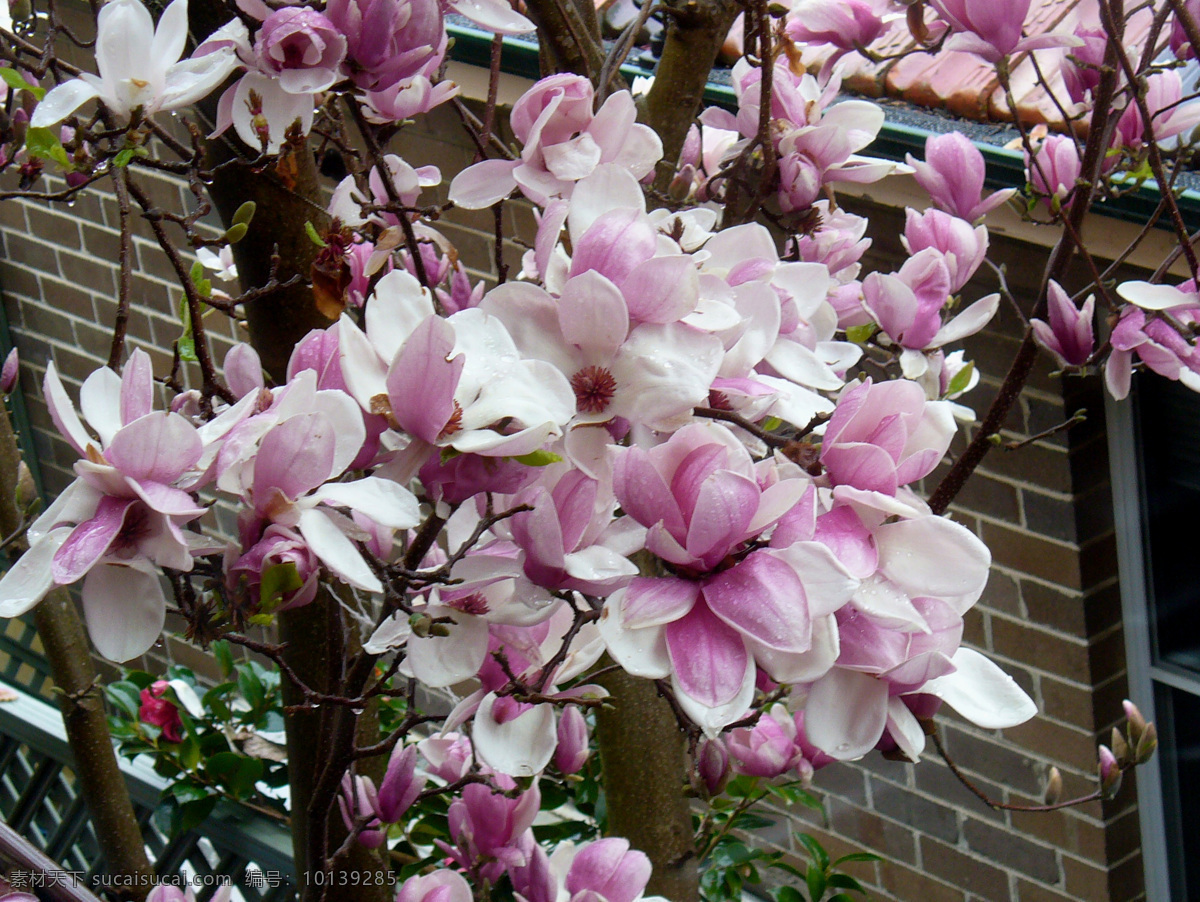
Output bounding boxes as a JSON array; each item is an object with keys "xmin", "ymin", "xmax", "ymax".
[{"xmin": 570, "ymin": 366, "xmax": 617, "ymax": 414}]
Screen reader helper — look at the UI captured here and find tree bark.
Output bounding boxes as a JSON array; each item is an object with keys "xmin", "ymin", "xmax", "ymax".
[
  {"xmin": 0, "ymin": 401, "xmax": 154, "ymax": 900},
  {"xmin": 595, "ymin": 670, "xmax": 696, "ymax": 901},
  {"xmin": 523, "ymin": 0, "xmax": 606, "ymax": 79},
  {"xmin": 640, "ymin": 0, "xmax": 740, "ymax": 190}
]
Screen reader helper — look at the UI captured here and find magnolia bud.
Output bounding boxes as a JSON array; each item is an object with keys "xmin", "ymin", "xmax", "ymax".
[
  {"xmin": 554, "ymin": 705, "xmax": 589, "ymax": 775},
  {"xmin": 1097, "ymin": 745, "xmax": 1122, "ymax": 799},
  {"xmin": 14, "ymin": 461, "xmax": 34, "ymax": 510},
  {"xmin": 1135, "ymin": 721, "xmax": 1158, "ymax": 764},
  {"xmin": 0, "ymin": 348, "xmax": 17, "ymax": 394},
  {"xmin": 1123, "ymin": 700, "xmax": 1147, "ymax": 745},
  {"xmin": 697, "ymin": 737, "xmax": 730, "ymax": 796},
  {"xmin": 1110, "ymin": 726, "xmax": 1130, "ymax": 765},
  {"xmin": 1043, "ymin": 766, "xmax": 1063, "ymax": 805}
]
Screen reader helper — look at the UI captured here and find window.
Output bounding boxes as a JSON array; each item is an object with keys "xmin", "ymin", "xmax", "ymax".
[{"xmin": 1111, "ymin": 375, "xmax": 1200, "ymax": 900}]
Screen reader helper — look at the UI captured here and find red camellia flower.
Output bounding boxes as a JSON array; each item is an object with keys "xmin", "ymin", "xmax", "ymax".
[{"xmin": 138, "ymin": 681, "xmax": 184, "ymax": 743}]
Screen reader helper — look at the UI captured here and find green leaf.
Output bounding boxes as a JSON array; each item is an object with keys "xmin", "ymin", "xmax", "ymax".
[
  {"xmin": 204, "ymin": 751, "xmax": 243, "ymax": 784},
  {"xmin": 176, "ymin": 795, "xmax": 217, "ymax": 833},
  {"xmin": 25, "ymin": 127, "xmax": 72, "ymax": 169},
  {"xmin": 945, "ymin": 360, "xmax": 975, "ymax": 397},
  {"xmin": 830, "ymin": 853, "xmax": 881, "ymax": 866},
  {"xmin": 232, "ymin": 201, "xmax": 257, "ymax": 227},
  {"xmin": 0, "ymin": 69, "xmax": 44, "ymax": 99},
  {"xmin": 178, "ymin": 734, "xmax": 201, "ymax": 770},
  {"xmin": 806, "ymin": 864, "xmax": 827, "ymax": 902},
  {"xmin": 229, "ymin": 757, "xmax": 264, "ymax": 796},
  {"xmin": 259, "ymin": 560, "xmax": 302, "ymax": 612},
  {"xmin": 827, "ymin": 874, "xmax": 868, "ymax": 894},
  {"xmin": 796, "ymin": 833, "xmax": 830, "ymax": 870},
  {"xmin": 845, "ymin": 324, "xmax": 876, "ymax": 345},
  {"xmin": 238, "ymin": 666, "xmax": 266, "ymax": 711},
  {"xmin": 761, "ymin": 416, "xmax": 783, "ymax": 432},
  {"xmin": 775, "ymin": 887, "xmax": 807, "ymax": 902},
  {"xmin": 212, "ymin": 640, "xmax": 234, "ymax": 678},
  {"xmin": 177, "ymin": 298, "xmax": 197, "ymax": 363},
  {"xmin": 513, "ymin": 449, "xmax": 563, "ymax": 466},
  {"xmin": 112, "ymin": 145, "xmax": 148, "ymax": 168},
  {"xmin": 224, "ymin": 222, "xmax": 248, "ymax": 244},
  {"xmin": 305, "ymin": 220, "xmax": 327, "ymax": 247},
  {"xmin": 106, "ymin": 682, "xmax": 142, "ymax": 720}
]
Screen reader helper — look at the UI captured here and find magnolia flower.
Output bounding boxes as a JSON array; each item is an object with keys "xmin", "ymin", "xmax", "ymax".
[
  {"xmin": 31, "ymin": 0, "xmax": 237, "ymax": 127},
  {"xmin": 929, "ymin": 0, "xmax": 1079, "ymax": 61},
  {"xmin": 1027, "ymin": 135, "xmax": 1082, "ymax": 207},
  {"xmin": 1030, "ymin": 281, "xmax": 1095, "ymax": 368},
  {"xmin": 906, "ymin": 132, "xmax": 1016, "ymax": 223}
]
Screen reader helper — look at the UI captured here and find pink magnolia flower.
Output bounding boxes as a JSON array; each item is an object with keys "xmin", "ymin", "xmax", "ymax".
[
  {"xmin": 0, "ymin": 348, "xmax": 17, "ymax": 394},
  {"xmin": 819, "ymin": 378, "xmax": 956, "ymax": 496},
  {"xmin": 253, "ymin": 8, "xmax": 347, "ymax": 94},
  {"xmin": 1171, "ymin": 0, "xmax": 1200, "ymax": 60},
  {"xmin": 554, "ymin": 704, "xmax": 589, "ymax": 774},
  {"xmin": 906, "ymin": 132, "xmax": 1016, "ymax": 223},
  {"xmin": 599, "ymin": 424, "xmax": 858, "ymax": 731},
  {"xmin": 139, "ymin": 681, "xmax": 183, "ymax": 742},
  {"xmin": 442, "ymin": 780, "xmax": 542, "ymax": 882},
  {"xmin": 1030, "ymin": 280, "xmax": 1095, "ymax": 368},
  {"xmin": 928, "ymin": 0, "xmax": 1079, "ymax": 62},
  {"xmin": 901, "ymin": 208, "xmax": 987, "ymax": 294},
  {"xmin": 1105, "ymin": 301, "xmax": 1200, "ymax": 400},
  {"xmin": 1062, "ymin": 25, "xmax": 1107, "ymax": 105},
  {"xmin": 325, "ymin": 0, "xmax": 443, "ymax": 93},
  {"xmin": 395, "ymin": 871, "xmax": 472, "ymax": 902},
  {"xmin": 1114, "ymin": 70, "xmax": 1200, "ymax": 150},
  {"xmin": 225, "ymin": 523, "xmax": 321, "ymax": 611},
  {"xmin": 727, "ymin": 704, "xmax": 803, "ymax": 778},
  {"xmin": 449, "ymin": 77, "xmax": 662, "ymax": 209},
  {"xmin": 1026, "ymin": 135, "xmax": 1082, "ymax": 207},
  {"xmin": 0, "ymin": 351, "xmax": 226, "ymax": 661},
  {"xmin": 786, "ymin": 0, "xmax": 888, "ymax": 52}
]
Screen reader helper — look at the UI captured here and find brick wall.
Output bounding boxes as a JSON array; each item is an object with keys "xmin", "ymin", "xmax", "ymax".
[{"xmin": 0, "ymin": 87, "xmax": 1143, "ymax": 901}]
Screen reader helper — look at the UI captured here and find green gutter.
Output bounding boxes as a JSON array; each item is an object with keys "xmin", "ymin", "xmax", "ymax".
[{"xmin": 445, "ymin": 24, "xmax": 1200, "ymax": 231}]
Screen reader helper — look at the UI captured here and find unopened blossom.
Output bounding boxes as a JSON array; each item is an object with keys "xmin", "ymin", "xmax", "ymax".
[
  {"xmin": 727, "ymin": 704, "xmax": 803, "ymax": 778},
  {"xmin": 225, "ymin": 523, "xmax": 321, "ymax": 611},
  {"xmin": 1062, "ymin": 25, "xmax": 1108, "ymax": 105},
  {"xmin": 906, "ymin": 132, "xmax": 1016, "ymax": 223},
  {"xmin": 901, "ymin": 208, "xmax": 987, "ymax": 294},
  {"xmin": 554, "ymin": 704, "xmax": 589, "ymax": 774},
  {"xmin": 253, "ymin": 8, "xmax": 347, "ymax": 94},
  {"xmin": 1114, "ymin": 71, "xmax": 1200, "ymax": 150},
  {"xmin": 0, "ymin": 348, "xmax": 17, "ymax": 394},
  {"xmin": 442, "ymin": 780, "xmax": 542, "ymax": 882},
  {"xmin": 1027, "ymin": 135, "xmax": 1082, "ymax": 207},
  {"xmin": 1171, "ymin": 0, "xmax": 1200, "ymax": 60},
  {"xmin": 697, "ymin": 737, "xmax": 730, "ymax": 795},
  {"xmin": 1030, "ymin": 280, "xmax": 1095, "ymax": 368},
  {"xmin": 31, "ymin": 0, "xmax": 237, "ymax": 127},
  {"xmin": 326, "ymin": 0, "xmax": 444, "ymax": 93}
]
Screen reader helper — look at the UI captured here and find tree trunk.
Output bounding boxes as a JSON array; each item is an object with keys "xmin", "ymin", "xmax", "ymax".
[{"xmin": 595, "ymin": 671, "xmax": 697, "ymax": 900}]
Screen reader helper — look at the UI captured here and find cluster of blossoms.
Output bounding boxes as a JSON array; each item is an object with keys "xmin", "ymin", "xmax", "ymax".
[{"xmin": 0, "ymin": 0, "xmax": 1188, "ymax": 891}]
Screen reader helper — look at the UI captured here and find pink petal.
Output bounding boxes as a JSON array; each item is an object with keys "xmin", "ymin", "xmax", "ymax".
[
  {"xmin": 448, "ymin": 159, "xmax": 519, "ymax": 210},
  {"xmin": 558, "ymin": 270, "xmax": 629, "ymax": 358},
  {"xmin": 685, "ymin": 469, "xmax": 760, "ymax": 564},
  {"xmin": 703, "ymin": 551, "xmax": 811, "ymax": 653},
  {"xmin": 621, "ymin": 577, "xmax": 700, "ymax": 629},
  {"xmin": 105, "ymin": 412, "xmax": 203, "ymax": 485},
  {"xmin": 120, "ymin": 348, "xmax": 155, "ymax": 425},
  {"xmin": 387, "ymin": 316, "xmax": 463, "ymax": 444},
  {"xmin": 665, "ymin": 602, "xmax": 750, "ymax": 708},
  {"xmin": 52, "ymin": 496, "xmax": 133, "ymax": 585},
  {"xmin": 619, "ymin": 255, "xmax": 700, "ymax": 323},
  {"xmin": 253, "ymin": 413, "xmax": 337, "ymax": 502}
]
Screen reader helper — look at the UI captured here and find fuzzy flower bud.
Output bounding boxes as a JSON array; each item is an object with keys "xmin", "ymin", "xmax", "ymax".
[
  {"xmin": 554, "ymin": 705, "xmax": 589, "ymax": 775},
  {"xmin": 1123, "ymin": 699, "xmax": 1147, "ymax": 744},
  {"xmin": 1043, "ymin": 766, "xmax": 1063, "ymax": 805},
  {"xmin": 1097, "ymin": 745, "xmax": 1122, "ymax": 798}
]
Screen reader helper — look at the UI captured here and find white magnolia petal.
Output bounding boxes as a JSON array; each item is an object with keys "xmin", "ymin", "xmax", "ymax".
[
  {"xmin": 449, "ymin": 0, "xmax": 535, "ymax": 33},
  {"xmin": 81, "ymin": 561, "xmax": 166, "ymax": 662},
  {"xmin": 31, "ymin": 79, "xmax": 101, "ymax": 128},
  {"xmin": 472, "ymin": 693, "xmax": 556, "ymax": 777},
  {"xmin": 598, "ymin": 590, "xmax": 671, "ymax": 679},
  {"xmin": 311, "ymin": 477, "xmax": 421, "ymax": 530},
  {"xmin": 297, "ymin": 508, "xmax": 382, "ymax": 593},
  {"xmin": 921, "ymin": 647, "xmax": 1037, "ymax": 729},
  {"xmin": 930, "ymin": 294, "xmax": 1000, "ymax": 348},
  {"xmin": 805, "ymin": 668, "xmax": 888, "ymax": 760},
  {"xmin": 0, "ymin": 528, "xmax": 72, "ymax": 616},
  {"xmin": 45, "ymin": 362, "xmax": 94, "ymax": 456},
  {"xmin": 770, "ymin": 542, "xmax": 859, "ymax": 618},
  {"xmin": 887, "ymin": 697, "xmax": 926, "ymax": 762},
  {"xmin": 875, "ymin": 516, "xmax": 989, "ymax": 609},
  {"xmin": 364, "ymin": 611, "xmax": 412, "ymax": 655},
  {"xmin": 1116, "ymin": 280, "xmax": 1199, "ymax": 311},
  {"xmin": 563, "ymin": 545, "xmax": 638, "ymax": 583},
  {"xmin": 337, "ymin": 314, "xmax": 388, "ymax": 409},
  {"xmin": 748, "ymin": 613, "xmax": 839, "ymax": 685},
  {"xmin": 405, "ymin": 606, "xmax": 489, "ymax": 688}
]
